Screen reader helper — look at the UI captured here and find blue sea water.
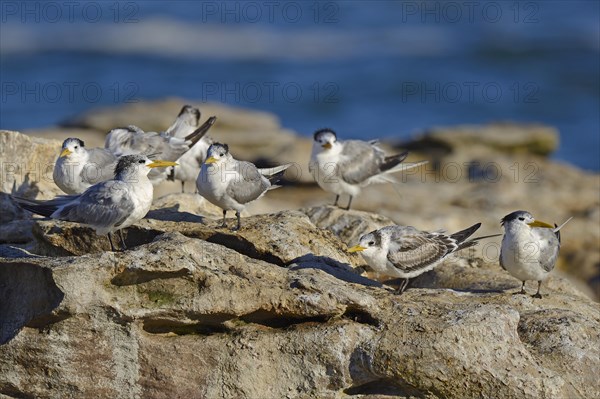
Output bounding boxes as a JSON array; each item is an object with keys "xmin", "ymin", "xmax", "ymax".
[{"xmin": 1, "ymin": 1, "xmax": 598, "ymax": 170}]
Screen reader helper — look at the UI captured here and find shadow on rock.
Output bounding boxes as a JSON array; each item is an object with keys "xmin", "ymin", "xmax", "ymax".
[
  {"xmin": 0, "ymin": 262, "xmax": 65, "ymax": 344},
  {"xmin": 145, "ymin": 205, "xmax": 205, "ymax": 223},
  {"xmin": 288, "ymin": 254, "xmax": 382, "ymax": 288}
]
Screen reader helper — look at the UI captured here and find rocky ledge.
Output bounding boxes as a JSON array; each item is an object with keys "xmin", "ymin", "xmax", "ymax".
[{"xmin": 1, "ymin": 205, "xmax": 599, "ymax": 399}]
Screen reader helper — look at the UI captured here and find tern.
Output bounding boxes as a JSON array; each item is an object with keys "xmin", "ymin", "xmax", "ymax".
[
  {"xmin": 500, "ymin": 210, "xmax": 572, "ymax": 298},
  {"xmin": 349, "ymin": 223, "xmax": 499, "ymax": 293},
  {"xmin": 53, "ymin": 138, "xmax": 118, "ymax": 195},
  {"xmin": 165, "ymin": 105, "xmax": 213, "ymax": 193},
  {"xmin": 309, "ymin": 128, "xmax": 427, "ymax": 209},
  {"xmin": 196, "ymin": 142, "xmax": 290, "ymax": 230},
  {"xmin": 105, "ymin": 110, "xmax": 216, "ymax": 184},
  {"xmin": 14, "ymin": 155, "xmax": 177, "ymax": 251}
]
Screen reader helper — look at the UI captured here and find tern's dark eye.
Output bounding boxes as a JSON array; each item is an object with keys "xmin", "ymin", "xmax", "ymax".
[
  {"xmin": 74, "ymin": 146, "xmax": 78, "ymax": 149},
  {"xmin": 138, "ymin": 160, "xmax": 145, "ymax": 164},
  {"xmin": 368, "ymin": 241, "xmax": 375, "ymax": 246},
  {"xmin": 518, "ymin": 217, "xmax": 525, "ymax": 221},
  {"xmin": 219, "ymin": 153, "xmax": 224, "ymax": 156}
]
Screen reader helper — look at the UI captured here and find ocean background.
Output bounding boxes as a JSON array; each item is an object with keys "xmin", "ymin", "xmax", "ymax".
[{"xmin": 1, "ymin": 0, "xmax": 598, "ymax": 170}]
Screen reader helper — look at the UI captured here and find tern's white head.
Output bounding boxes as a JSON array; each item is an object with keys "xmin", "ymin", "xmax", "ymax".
[
  {"xmin": 59, "ymin": 138, "xmax": 88, "ymax": 161},
  {"xmin": 114, "ymin": 154, "xmax": 177, "ymax": 181},
  {"xmin": 178, "ymin": 105, "xmax": 200, "ymax": 126},
  {"xmin": 347, "ymin": 229, "xmax": 388, "ymax": 265},
  {"xmin": 313, "ymin": 128, "xmax": 340, "ymax": 151},
  {"xmin": 501, "ymin": 210, "xmax": 554, "ymax": 233},
  {"xmin": 204, "ymin": 142, "xmax": 232, "ymax": 166}
]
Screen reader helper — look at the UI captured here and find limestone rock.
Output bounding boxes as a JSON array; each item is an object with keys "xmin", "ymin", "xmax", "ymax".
[
  {"xmin": 31, "ymin": 209, "xmax": 364, "ymax": 268},
  {"xmin": 0, "ymin": 130, "xmax": 63, "ymax": 199},
  {"xmin": 302, "ymin": 205, "xmax": 395, "ymax": 245},
  {"xmin": 1, "ymin": 231, "xmax": 598, "ymax": 398},
  {"xmin": 399, "ymin": 123, "xmax": 560, "ymax": 159}
]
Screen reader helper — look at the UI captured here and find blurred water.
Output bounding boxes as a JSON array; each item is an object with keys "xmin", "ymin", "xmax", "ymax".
[{"xmin": 1, "ymin": 1, "xmax": 598, "ymax": 170}]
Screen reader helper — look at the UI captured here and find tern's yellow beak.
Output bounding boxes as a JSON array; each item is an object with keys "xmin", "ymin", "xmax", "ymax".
[
  {"xmin": 148, "ymin": 160, "xmax": 178, "ymax": 168},
  {"xmin": 204, "ymin": 156, "xmax": 217, "ymax": 164},
  {"xmin": 527, "ymin": 219, "xmax": 554, "ymax": 228},
  {"xmin": 322, "ymin": 143, "xmax": 332, "ymax": 149},
  {"xmin": 348, "ymin": 245, "xmax": 366, "ymax": 253},
  {"xmin": 60, "ymin": 148, "xmax": 72, "ymax": 158}
]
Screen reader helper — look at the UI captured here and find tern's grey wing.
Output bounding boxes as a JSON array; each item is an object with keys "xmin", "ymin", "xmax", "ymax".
[
  {"xmin": 537, "ymin": 229, "xmax": 560, "ymax": 272},
  {"xmin": 166, "ymin": 105, "xmax": 201, "ymax": 138},
  {"xmin": 338, "ymin": 140, "xmax": 385, "ymax": 184},
  {"xmin": 85, "ymin": 148, "xmax": 118, "ymax": 184},
  {"xmin": 155, "ymin": 133, "xmax": 190, "ymax": 161},
  {"xmin": 54, "ymin": 180, "xmax": 134, "ymax": 229},
  {"xmin": 226, "ymin": 161, "xmax": 269, "ymax": 204},
  {"xmin": 87, "ymin": 148, "xmax": 117, "ymax": 166},
  {"xmin": 166, "ymin": 116, "xmax": 199, "ymax": 138},
  {"xmin": 386, "ymin": 231, "xmax": 450, "ymax": 273},
  {"xmin": 105, "ymin": 126, "xmax": 146, "ymax": 155}
]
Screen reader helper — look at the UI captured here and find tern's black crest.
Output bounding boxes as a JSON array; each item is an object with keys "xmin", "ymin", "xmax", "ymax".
[
  {"xmin": 63, "ymin": 138, "xmax": 85, "ymax": 148},
  {"xmin": 501, "ymin": 210, "xmax": 530, "ymax": 226},
  {"xmin": 209, "ymin": 142, "xmax": 229, "ymax": 154},
  {"xmin": 362, "ymin": 230, "xmax": 383, "ymax": 247},
  {"xmin": 313, "ymin": 128, "xmax": 337, "ymax": 141},
  {"xmin": 114, "ymin": 154, "xmax": 146, "ymax": 176},
  {"xmin": 179, "ymin": 104, "xmax": 201, "ymax": 120}
]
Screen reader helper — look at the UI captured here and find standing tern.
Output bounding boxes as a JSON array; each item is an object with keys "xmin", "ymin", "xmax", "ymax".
[
  {"xmin": 196, "ymin": 142, "xmax": 290, "ymax": 230},
  {"xmin": 14, "ymin": 155, "xmax": 177, "ymax": 251},
  {"xmin": 500, "ymin": 210, "xmax": 572, "ymax": 298},
  {"xmin": 53, "ymin": 138, "xmax": 118, "ymax": 194},
  {"xmin": 309, "ymin": 128, "xmax": 428, "ymax": 209},
  {"xmin": 166, "ymin": 105, "xmax": 213, "ymax": 193}
]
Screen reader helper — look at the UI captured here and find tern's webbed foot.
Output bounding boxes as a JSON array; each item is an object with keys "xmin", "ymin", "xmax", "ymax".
[
  {"xmin": 514, "ymin": 281, "xmax": 527, "ymax": 295},
  {"xmin": 532, "ymin": 293, "xmax": 543, "ymax": 299}
]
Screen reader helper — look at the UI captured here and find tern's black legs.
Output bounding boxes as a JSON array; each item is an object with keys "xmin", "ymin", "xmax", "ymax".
[
  {"xmin": 221, "ymin": 210, "xmax": 227, "ymax": 228},
  {"xmin": 513, "ymin": 281, "xmax": 527, "ymax": 295},
  {"xmin": 345, "ymin": 196, "xmax": 353, "ymax": 211},
  {"xmin": 107, "ymin": 233, "xmax": 116, "ymax": 252},
  {"xmin": 118, "ymin": 229, "xmax": 127, "ymax": 250},
  {"xmin": 220, "ymin": 210, "xmax": 241, "ymax": 231},
  {"xmin": 333, "ymin": 195, "xmax": 353, "ymax": 210},
  {"xmin": 532, "ymin": 281, "xmax": 543, "ymax": 298},
  {"xmin": 232, "ymin": 211, "xmax": 241, "ymax": 231},
  {"xmin": 181, "ymin": 181, "xmax": 185, "ymax": 193},
  {"xmin": 397, "ymin": 278, "xmax": 410, "ymax": 294},
  {"xmin": 108, "ymin": 230, "xmax": 127, "ymax": 251}
]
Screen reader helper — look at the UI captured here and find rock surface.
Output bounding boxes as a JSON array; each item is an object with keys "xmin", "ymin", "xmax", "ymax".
[
  {"xmin": 0, "ymin": 130, "xmax": 63, "ymax": 199},
  {"xmin": 1, "ymin": 213, "xmax": 599, "ymax": 398}
]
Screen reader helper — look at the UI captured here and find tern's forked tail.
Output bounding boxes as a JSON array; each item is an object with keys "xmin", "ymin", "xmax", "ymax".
[{"xmin": 11, "ymin": 195, "xmax": 64, "ymax": 218}]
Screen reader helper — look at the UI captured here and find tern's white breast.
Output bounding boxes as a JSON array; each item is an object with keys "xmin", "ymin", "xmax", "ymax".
[
  {"xmin": 197, "ymin": 163, "xmax": 240, "ymax": 210},
  {"xmin": 310, "ymin": 150, "xmax": 360, "ymax": 196},
  {"xmin": 501, "ymin": 228, "xmax": 550, "ymax": 281},
  {"xmin": 53, "ymin": 157, "xmax": 89, "ymax": 194},
  {"xmin": 120, "ymin": 178, "xmax": 154, "ymax": 230}
]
